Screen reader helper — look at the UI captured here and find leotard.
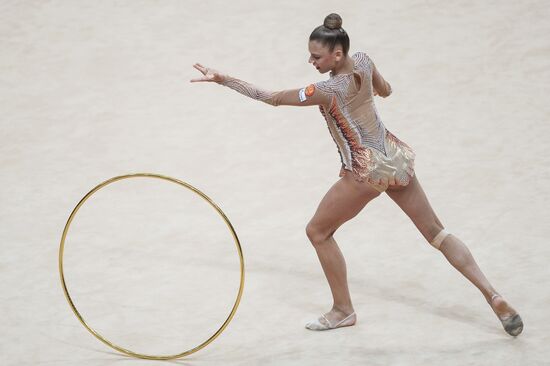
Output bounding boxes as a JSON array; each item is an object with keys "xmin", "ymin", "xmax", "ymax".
[{"xmin": 219, "ymin": 51, "xmax": 415, "ymax": 192}]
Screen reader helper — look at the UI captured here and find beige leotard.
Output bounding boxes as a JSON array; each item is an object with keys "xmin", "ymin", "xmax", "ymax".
[{"xmin": 219, "ymin": 51, "xmax": 415, "ymax": 192}]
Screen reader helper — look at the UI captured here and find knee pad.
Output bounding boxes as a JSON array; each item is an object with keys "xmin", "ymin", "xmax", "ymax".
[{"xmin": 430, "ymin": 229, "xmax": 449, "ymax": 250}]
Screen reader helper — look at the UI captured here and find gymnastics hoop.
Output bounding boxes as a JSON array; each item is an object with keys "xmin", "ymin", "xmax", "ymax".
[{"xmin": 58, "ymin": 173, "xmax": 245, "ymax": 360}]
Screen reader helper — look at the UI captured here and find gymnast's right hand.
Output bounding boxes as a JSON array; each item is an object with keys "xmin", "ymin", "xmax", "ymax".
[{"xmin": 190, "ymin": 63, "xmax": 227, "ymax": 83}]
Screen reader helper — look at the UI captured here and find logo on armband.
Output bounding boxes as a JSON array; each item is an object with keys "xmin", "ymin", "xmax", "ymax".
[{"xmin": 299, "ymin": 84, "xmax": 316, "ymax": 102}]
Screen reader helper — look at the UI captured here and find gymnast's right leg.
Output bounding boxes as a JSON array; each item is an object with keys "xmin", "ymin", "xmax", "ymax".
[{"xmin": 385, "ymin": 174, "xmax": 523, "ymax": 336}]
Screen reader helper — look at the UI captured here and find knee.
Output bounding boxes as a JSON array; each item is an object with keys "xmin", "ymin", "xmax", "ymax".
[
  {"xmin": 305, "ymin": 222, "xmax": 332, "ymax": 246},
  {"xmin": 427, "ymin": 226, "xmax": 450, "ymax": 250}
]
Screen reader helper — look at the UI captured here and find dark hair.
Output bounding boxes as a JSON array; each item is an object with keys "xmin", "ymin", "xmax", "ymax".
[{"xmin": 309, "ymin": 13, "xmax": 350, "ymax": 56}]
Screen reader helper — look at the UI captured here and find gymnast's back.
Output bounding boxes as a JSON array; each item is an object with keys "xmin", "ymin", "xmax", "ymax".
[{"xmin": 313, "ymin": 51, "xmax": 392, "ymax": 154}]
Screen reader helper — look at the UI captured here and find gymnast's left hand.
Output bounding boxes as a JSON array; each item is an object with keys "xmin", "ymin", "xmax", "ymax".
[{"xmin": 190, "ymin": 63, "xmax": 227, "ymax": 83}]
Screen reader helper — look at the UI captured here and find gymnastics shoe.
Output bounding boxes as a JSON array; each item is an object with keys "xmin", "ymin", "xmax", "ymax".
[
  {"xmin": 305, "ymin": 312, "xmax": 356, "ymax": 331},
  {"xmin": 489, "ymin": 294, "xmax": 523, "ymax": 336}
]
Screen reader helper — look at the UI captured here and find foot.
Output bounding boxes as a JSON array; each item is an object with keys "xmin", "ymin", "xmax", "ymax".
[
  {"xmin": 305, "ymin": 308, "xmax": 356, "ymax": 331},
  {"xmin": 488, "ymin": 293, "xmax": 523, "ymax": 336}
]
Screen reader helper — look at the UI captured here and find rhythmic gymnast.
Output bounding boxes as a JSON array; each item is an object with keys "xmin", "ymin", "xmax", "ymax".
[{"xmin": 190, "ymin": 13, "xmax": 523, "ymax": 336}]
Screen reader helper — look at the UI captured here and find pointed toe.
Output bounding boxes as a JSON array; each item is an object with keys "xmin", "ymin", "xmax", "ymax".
[{"xmin": 502, "ymin": 313, "xmax": 523, "ymax": 337}]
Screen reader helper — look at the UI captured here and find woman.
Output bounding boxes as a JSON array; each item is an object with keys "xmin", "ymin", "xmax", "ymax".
[{"xmin": 190, "ymin": 13, "xmax": 523, "ymax": 336}]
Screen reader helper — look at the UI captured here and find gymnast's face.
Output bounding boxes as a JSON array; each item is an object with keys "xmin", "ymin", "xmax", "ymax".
[{"xmin": 308, "ymin": 40, "xmax": 344, "ymax": 74}]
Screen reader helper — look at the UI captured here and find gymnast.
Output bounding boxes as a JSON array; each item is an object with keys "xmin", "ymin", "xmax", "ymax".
[{"xmin": 190, "ymin": 13, "xmax": 523, "ymax": 336}]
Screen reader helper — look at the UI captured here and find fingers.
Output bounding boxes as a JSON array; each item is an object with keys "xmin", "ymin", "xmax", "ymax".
[
  {"xmin": 194, "ymin": 63, "xmax": 213, "ymax": 75},
  {"xmin": 191, "ymin": 63, "xmax": 207, "ymax": 82},
  {"xmin": 193, "ymin": 63, "xmax": 207, "ymax": 74},
  {"xmin": 190, "ymin": 77, "xmax": 212, "ymax": 82},
  {"xmin": 190, "ymin": 63, "xmax": 220, "ymax": 83}
]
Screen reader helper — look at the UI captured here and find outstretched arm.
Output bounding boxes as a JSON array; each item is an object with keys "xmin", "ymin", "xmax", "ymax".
[{"xmin": 191, "ymin": 63, "xmax": 331, "ymax": 107}]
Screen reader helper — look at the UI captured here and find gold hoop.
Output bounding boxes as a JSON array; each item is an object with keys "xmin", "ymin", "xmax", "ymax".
[{"xmin": 58, "ymin": 173, "xmax": 245, "ymax": 360}]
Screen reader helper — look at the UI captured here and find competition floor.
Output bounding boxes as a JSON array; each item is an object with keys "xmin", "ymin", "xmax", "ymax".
[{"xmin": 2, "ymin": 1, "xmax": 549, "ymax": 365}]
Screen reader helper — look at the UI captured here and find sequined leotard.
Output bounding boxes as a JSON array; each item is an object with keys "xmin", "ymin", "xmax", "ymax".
[{"xmin": 219, "ymin": 51, "xmax": 415, "ymax": 192}]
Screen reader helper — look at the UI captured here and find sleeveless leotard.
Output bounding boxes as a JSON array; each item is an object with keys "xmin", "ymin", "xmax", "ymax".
[{"xmin": 218, "ymin": 51, "xmax": 415, "ymax": 192}]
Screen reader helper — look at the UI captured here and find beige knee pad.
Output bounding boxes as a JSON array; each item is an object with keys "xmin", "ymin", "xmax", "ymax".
[{"xmin": 430, "ymin": 229, "xmax": 449, "ymax": 250}]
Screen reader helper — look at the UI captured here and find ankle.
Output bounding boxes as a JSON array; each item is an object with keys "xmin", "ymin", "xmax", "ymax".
[
  {"xmin": 332, "ymin": 304, "xmax": 354, "ymax": 315},
  {"xmin": 490, "ymin": 291, "xmax": 503, "ymax": 304},
  {"xmin": 484, "ymin": 290, "xmax": 499, "ymax": 304}
]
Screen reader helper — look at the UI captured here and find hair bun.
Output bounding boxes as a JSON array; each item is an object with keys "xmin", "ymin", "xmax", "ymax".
[{"xmin": 323, "ymin": 13, "xmax": 343, "ymax": 30}]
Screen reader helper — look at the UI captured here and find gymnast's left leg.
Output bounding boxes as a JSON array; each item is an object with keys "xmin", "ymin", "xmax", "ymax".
[
  {"xmin": 304, "ymin": 172, "xmax": 383, "ymax": 330},
  {"xmin": 385, "ymin": 174, "xmax": 523, "ymax": 336}
]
